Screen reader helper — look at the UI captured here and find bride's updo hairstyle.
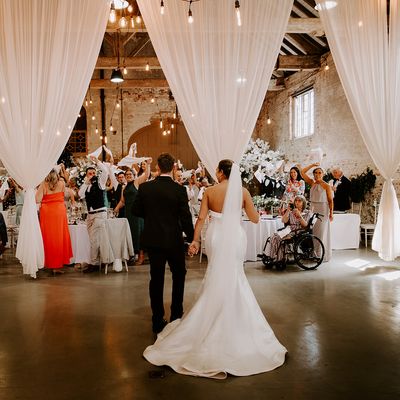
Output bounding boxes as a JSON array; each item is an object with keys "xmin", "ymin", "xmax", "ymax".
[{"xmin": 218, "ymin": 159, "xmax": 233, "ymax": 179}]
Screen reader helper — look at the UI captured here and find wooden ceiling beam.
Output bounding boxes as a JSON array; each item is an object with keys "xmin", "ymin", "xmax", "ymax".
[
  {"xmin": 106, "ymin": 18, "xmax": 324, "ymax": 35},
  {"xmin": 90, "ymin": 79, "xmax": 169, "ymax": 89},
  {"xmin": 95, "ymin": 56, "xmax": 161, "ymax": 69},
  {"xmin": 276, "ymin": 54, "xmax": 320, "ymax": 71}
]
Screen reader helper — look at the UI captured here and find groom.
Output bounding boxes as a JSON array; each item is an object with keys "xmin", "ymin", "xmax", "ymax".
[{"xmin": 132, "ymin": 153, "xmax": 194, "ymax": 333}]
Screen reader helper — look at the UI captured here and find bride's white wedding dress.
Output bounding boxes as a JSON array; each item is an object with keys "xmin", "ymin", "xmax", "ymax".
[{"xmin": 143, "ymin": 164, "xmax": 287, "ymax": 379}]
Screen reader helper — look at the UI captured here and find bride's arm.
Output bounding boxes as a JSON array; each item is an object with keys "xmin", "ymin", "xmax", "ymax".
[
  {"xmin": 188, "ymin": 190, "xmax": 209, "ymax": 255},
  {"xmin": 243, "ymin": 188, "xmax": 259, "ymax": 223}
]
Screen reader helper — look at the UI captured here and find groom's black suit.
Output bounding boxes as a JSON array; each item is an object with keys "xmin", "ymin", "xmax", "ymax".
[{"xmin": 132, "ymin": 175, "xmax": 194, "ymax": 331}]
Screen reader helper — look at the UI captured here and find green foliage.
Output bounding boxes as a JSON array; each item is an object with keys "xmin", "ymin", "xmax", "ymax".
[{"xmin": 350, "ymin": 168, "xmax": 376, "ymax": 203}]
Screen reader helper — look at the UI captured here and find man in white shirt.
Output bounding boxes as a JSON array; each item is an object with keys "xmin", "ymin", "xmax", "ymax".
[{"xmin": 78, "ymin": 158, "xmax": 110, "ymax": 273}]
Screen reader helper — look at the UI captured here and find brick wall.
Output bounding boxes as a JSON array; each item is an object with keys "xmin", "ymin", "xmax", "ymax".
[{"xmin": 254, "ymin": 53, "xmax": 400, "ymax": 223}]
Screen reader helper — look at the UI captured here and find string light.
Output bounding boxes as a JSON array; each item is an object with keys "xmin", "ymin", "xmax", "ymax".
[
  {"xmin": 267, "ymin": 117, "xmax": 271, "ymax": 125},
  {"xmin": 160, "ymin": 0, "xmax": 165, "ymax": 15},
  {"xmin": 91, "ymin": 113, "xmax": 96, "ymax": 121},
  {"xmin": 136, "ymin": 14, "xmax": 142, "ymax": 24},
  {"xmin": 95, "ymin": 126, "xmax": 99, "ymax": 134},
  {"xmin": 100, "ymin": 135, "xmax": 103, "ymax": 140},
  {"xmin": 109, "ymin": 1, "xmax": 116, "ymax": 23},
  {"xmin": 160, "ymin": 119, "xmax": 163, "ymax": 129},
  {"xmin": 116, "ymin": 100, "xmax": 121, "ymax": 109},
  {"xmin": 324, "ymin": 64, "xmax": 330, "ymax": 71},
  {"xmin": 119, "ymin": 16, "xmax": 127, "ymax": 28},
  {"xmin": 127, "ymin": 4, "xmax": 133, "ymax": 13},
  {"xmin": 104, "ymin": 136, "xmax": 108, "ymax": 144},
  {"xmin": 145, "ymin": 62, "xmax": 150, "ymax": 71},
  {"xmin": 235, "ymin": 0, "xmax": 241, "ymax": 26},
  {"xmin": 162, "ymin": 130, "xmax": 167, "ymax": 136},
  {"xmin": 123, "ymin": 66, "xmax": 128, "ymax": 75},
  {"xmin": 151, "ymin": 98, "xmax": 155, "ymax": 103},
  {"xmin": 110, "ymin": 123, "xmax": 114, "ymax": 132}
]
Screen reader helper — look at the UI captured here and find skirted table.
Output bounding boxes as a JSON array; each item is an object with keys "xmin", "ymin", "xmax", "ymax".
[{"xmin": 68, "ymin": 217, "xmax": 134, "ymax": 272}]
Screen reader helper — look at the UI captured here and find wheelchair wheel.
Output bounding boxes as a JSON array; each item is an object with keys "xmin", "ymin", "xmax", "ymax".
[
  {"xmin": 293, "ymin": 234, "xmax": 324, "ymax": 270},
  {"xmin": 261, "ymin": 255, "xmax": 274, "ymax": 269}
]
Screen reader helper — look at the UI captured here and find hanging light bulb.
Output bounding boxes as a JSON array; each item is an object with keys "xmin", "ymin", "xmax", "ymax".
[
  {"xmin": 145, "ymin": 62, "xmax": 150, "ymax": 71},
  {"xmin": 95, "ymin": 126, "xmax": 99, "ymax": 134},
  {"xmin": 267, "ymin": 117, "xmax": 271, "ymax": 125},
  {"xmin": 150, "ymin": 98, "xmax": 155, "ymax": 103},
  {"xmin": 188, "ymin": 8, "xmax": 193, "ymax": 24},
  {"xmin": 167, "ymin": 129, "xmax": 171, "ymax": 135},
  {"xmin": 171, "ymin": 123, "xmax": 175, "ymax": 129},
  {"xmin": 110, "ymin": 123, "xmax": 114, "ymax": 132},
  {"xmin": 130, "ymin": 17, "xmax": 135, "ymax": 28},
  {"xmin": 100, "ymin": 135, "xmax": 103, "ymax": 140},
  {"xmin": 162, "ymin": 130, "xmax": 167, "ymax": 136},
  {"xmin": 324, "ymin": 64, "xmax": 330, "ymax": 71},
  {"xmin": 91, "ymin": 113, "xmax": 96, "ymax": 121},
  {"xmin": 89, "ymin": 97, "xmax": 93, "ymax": 105},
  {"xmin": 85, "ymin": 98, "xmax": 88, "ymax": 107},
  {"xmin": 173, "ymin": 112, "xmax": 176, "ymax": 119},
  {"xmin": 136, "ymin": 14, "xmax": 142, "ymax": 24},
  {"xmin": 119, "ymin": 16, "xmax": 127, "ymax": 28},
  {"xmin": 116, "ymin": 100, "xmax": 121, "ymax": 109},
  {"xmin": 160, "ymin": 0, "xmax": 165, "ymax": 15},
  {"xmin": 104, "ymin": 136, "xmax": 108, "ymax": 144},
  {"xmin": 127, "ymin": 4, "xmax": 133, "ymax": 13},
  {"xmin": 109, "ymin": 1, "xmax": 116, "ymax": 23},
  {"xmin": 123, "ymin": 66, "xmax": 128, "ymax": 75},
  {"xmin": 160, "ymin": 119, "xmax": 163, "ymax": 129},
  {"xmin": 235, "ymin": 0, "xmax": 242, "ymax": 26}
]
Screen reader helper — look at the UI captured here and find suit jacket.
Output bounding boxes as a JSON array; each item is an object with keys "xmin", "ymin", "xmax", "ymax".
[
  {"xmin": 333, "ymin": 175, "xmax": 352, "ymax": 211},
  {"xmin": 132, "ymin": 176, "xmax": 194, "ymax": 249}
]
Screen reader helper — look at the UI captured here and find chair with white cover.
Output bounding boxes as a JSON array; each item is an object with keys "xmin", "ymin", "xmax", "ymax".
[{"xmin": 360, "ymin": 200, "xmax": 377, "ymax": 247}]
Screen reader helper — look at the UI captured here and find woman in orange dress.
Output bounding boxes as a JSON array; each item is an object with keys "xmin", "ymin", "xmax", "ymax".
[{"xmin": 36, "ymin": 169, "xmax": 73, "ymax": 273}]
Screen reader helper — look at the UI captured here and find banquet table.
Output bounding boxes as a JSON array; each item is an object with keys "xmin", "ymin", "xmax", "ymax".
[
  {"xmin": 242, "ymin": 217, "xmax": 284, "ymax": 261},
  {"xmin": 68, "ymin": 218, "xmax": 134, "ymax": 271},
  {"xmin": 331, "ymin": 213, "xmax": 360, "ymax": 250}
]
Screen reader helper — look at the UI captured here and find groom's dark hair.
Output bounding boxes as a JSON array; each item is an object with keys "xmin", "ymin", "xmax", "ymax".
[{"xmin": 157, "ymin": 153, "xmax": 175, "ymax": 173}]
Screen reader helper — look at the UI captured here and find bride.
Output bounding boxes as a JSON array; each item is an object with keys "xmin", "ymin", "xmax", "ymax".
[{"xmin": 143, "ymin": 159, "xmax": 287, "ymax": 379}]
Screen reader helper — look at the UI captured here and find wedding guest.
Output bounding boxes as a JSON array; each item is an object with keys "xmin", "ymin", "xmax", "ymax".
[
  {"xmin": 331, "ymin": 166, "xmax": 352, "ymax": 212},
  {"xmin": 78, "ymin": 157, "xmax": 110, "ymax": 273},
  {"xmin": 0, "ymin": 212, "xmax": 7, "ymax": 255},
  {"xmin": 2, "ymin": 178, "xmax": 16, "ymax": 211},
  {"xmin": 132, "ymin": 153, "xmax": 194, "ymax": 333},
  {"xmin": 111, "ymin": 171, "xmax": 126, "ymax": 217},
  {"xmin": 10, "ymin": 178, "xmax": 24, "ymax": 225},
  {"xmin": 300, "ymin": 163, "xmax": 333, "ymax": 262},
  {"xmin": 36, "ymin": 169, "xmax": 73, "ymax": 274},
  {"xmin": 283, "ymin": 167, "xmax": 305, "ymax": 203},
  {"xmin": 265, "ymin": 195, "xmax": 310, "ymax": 262},
  {"xmin": 197, "ymin": 176, "xmax": 210, "ymax": 202},
  {"xmin": 186, "ymin": 173, "xmax": 200, "ymax": 216},
  {"xmin": 114, "ymin": 159, "xmax": 152, "ymax": 265}
]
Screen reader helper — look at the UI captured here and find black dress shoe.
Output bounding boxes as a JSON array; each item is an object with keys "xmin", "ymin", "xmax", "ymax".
[
  {"xmin": 83, "ymin": 265, "xmax": 98, "ymax": 273},
  {"xmin": 152, "ymin": 319, "xmax": 168, "ymax": 334}
]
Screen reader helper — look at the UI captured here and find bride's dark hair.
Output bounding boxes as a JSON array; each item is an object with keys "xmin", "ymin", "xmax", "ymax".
[{"xmin": 218, "ymin": 159, "xmax": 233, "ymax": 179}]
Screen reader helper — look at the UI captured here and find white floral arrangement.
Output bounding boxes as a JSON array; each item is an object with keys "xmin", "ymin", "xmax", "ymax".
[
  {"xmin": 239, "ymin": 138, "xmax": 284, "ymax": 184},
  {"xmin": 252, "ymin": 194, "xmax": 280, "ymax": 210},
  {"xmin": 68, "ymin": 157, "xmax": 97, "ymax": 188}
]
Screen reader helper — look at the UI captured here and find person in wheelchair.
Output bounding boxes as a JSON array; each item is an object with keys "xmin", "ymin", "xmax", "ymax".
[{"xmin": 265, "ymin": 195, "xmax": 310, "ymax": 262}]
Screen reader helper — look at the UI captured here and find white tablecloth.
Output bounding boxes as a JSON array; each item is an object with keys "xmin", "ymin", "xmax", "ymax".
[
  {"xmin": 242, "ymin": 217, "xmax": 284, "ymax": 261},
  {"xmin": 68, "ymin": 218, "xmax": 134, "ymax": 270},
  {"xmin": 331, "ymin": 213, "xmax": 360, "ymax": 250}
]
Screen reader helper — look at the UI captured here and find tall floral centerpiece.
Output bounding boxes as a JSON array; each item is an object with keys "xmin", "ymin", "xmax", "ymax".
[{"xmin": 239, "ymin": 138, "xmax": 284, "ymax": 213}]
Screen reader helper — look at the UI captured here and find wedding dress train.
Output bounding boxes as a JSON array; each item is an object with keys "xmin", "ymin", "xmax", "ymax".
[{"xmin": 143, "ymin": 165, "xmax": 287, "ymax": 379}]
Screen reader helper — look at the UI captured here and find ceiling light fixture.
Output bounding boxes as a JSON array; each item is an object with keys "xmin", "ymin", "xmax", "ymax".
[
  {"xmin": 160, "ymin": 0, "xmax": 165, "ymax": 15},
  {"xmin": 314, "ymin": 1, "xmax": 337, "ymax": 11}
]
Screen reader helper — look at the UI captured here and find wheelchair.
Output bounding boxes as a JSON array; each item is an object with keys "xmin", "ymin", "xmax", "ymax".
[{"xmin": 258, "ymin": 213, "xmax": 325, "ymax": 271}]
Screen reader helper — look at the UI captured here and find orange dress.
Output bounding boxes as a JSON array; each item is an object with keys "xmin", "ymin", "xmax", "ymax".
[{"xmin": 39, "ymin": 191, "xmax": 73, "ymax": 269}]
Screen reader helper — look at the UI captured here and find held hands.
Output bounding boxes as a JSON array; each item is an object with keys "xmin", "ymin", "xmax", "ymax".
[{"xmin": 188, "ymin": 241, "xmax": 200, "ymax": 257}]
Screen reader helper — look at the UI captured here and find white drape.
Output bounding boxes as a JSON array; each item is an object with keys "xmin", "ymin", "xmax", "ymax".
[
  {"xmin": 316, "ymin": 0, "xmax": 400, "ymax": 261},
  {"xmin": 0, "ymin": 0, "xmax": 109, "ymax": 276},
  {"xmin": 137, "ymin": 0, "xmax": 293, "ymax": 173}
]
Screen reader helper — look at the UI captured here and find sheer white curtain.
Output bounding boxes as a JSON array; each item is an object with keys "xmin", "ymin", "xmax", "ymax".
[
  {"xmin": 137, "ymin": 0, "xmax": 293, "ymax": 173},
  {"xmin": 316, "ymin": 0, "xmax": 400, "ymax": 261},
  {"xmin": 0, "ymin": 0, "xmax": 109, "ymax": 277}
]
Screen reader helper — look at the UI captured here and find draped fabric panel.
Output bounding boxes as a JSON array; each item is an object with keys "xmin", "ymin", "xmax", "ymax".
[
  {"xmin": 316, "ymin": 0, "xmax": 400, "ymax": 260},
  {"xmin": 0, "ymin": 0, "xmax": 109, "ymax": 276},
  {"xmin": 137, "ymin": 0, "xmax": 293, "ymax": 174}
]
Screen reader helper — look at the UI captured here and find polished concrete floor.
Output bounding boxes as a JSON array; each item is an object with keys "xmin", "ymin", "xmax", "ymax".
[{"xmin": 0, "ymin": 248, "xmax": 399, "ymax": 400}]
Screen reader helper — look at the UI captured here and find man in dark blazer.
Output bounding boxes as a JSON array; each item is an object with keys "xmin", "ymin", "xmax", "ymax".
[
  {"xmin": 132, "ymin": 153, "xmax": 194, "ymax": 333},
  {"xmin": 331, "ymin": 166, "xmax": 352, "ymax": 211}
]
